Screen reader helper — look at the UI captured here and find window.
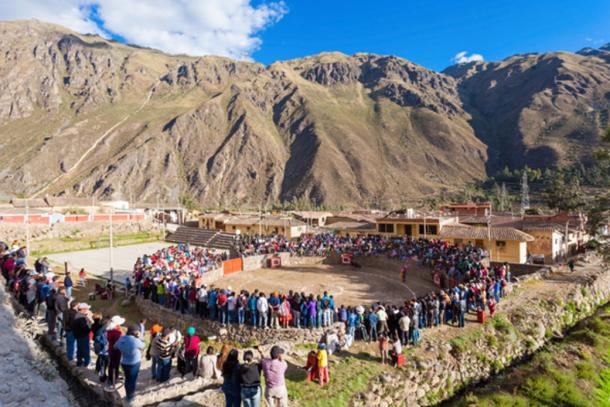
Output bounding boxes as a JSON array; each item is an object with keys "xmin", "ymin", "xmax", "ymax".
[
  {"xmin": 378, "ymin": 223, "xmax": 395, "ymax": 233},
  {"xmin": 418, "ymin": 225, "xmax": 438, "ymax": 235},
  {"xmin": 496, "ymin": 240, "xmax": 506, "ymax": 247}
]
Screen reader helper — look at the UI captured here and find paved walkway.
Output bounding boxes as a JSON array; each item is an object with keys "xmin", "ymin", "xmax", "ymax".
[{"xmin": 47, "ymin": 242, "xmax": 168, "ymax": 283}]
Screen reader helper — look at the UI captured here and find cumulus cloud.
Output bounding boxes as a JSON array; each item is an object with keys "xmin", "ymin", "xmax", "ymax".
[
  {"xmin": 0, "ymin": 0, "xmax": 287, "ymax": 59},
  {"xmin": 452, "ymin": 51, "xmax": 484, "ymax": 64}
]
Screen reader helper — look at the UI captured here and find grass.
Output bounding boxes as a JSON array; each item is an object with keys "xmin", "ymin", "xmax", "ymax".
[
  {"xmin": 285, "ymin": 352, "xmax": 387, "ymax": 407},
  {"xmin": 450, "ymin": 304, "xmax": 610, "ymax": 407},
  {"xmin": 30, "ymin": 230, "xmax": 164, "ymax": 257}
]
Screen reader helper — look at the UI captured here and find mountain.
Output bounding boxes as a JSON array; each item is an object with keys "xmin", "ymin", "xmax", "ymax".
[{"xmin": 0, "ymin": 20, "xmax": 608, "ymax": 207}]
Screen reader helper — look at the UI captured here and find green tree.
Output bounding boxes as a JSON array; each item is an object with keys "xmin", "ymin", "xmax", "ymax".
[{"xmin": 543, "ymin": 176, "xmax": 585, "ymax": 212}]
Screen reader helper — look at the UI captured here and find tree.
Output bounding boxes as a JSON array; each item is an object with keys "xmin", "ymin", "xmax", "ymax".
[{"xmin": 543, "ymin": 175, "xmax": 585, "ymax": 212}]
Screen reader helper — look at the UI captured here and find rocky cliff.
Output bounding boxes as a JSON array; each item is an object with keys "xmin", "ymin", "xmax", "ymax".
[{"xmin": 0, "ymin": 20, "xmax": 609, "ymax": 206}]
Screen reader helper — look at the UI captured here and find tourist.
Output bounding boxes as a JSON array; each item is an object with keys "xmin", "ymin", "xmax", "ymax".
[
  {"xmin": 107, "ymin": 315, "xmax": 125, "ymax": 387},
  {"xmin": 64, "ymin": 301, "xmax": 78, "ymax": 361},
  {"xmin": 378, "ymin": 333, "xmax": 389, "ymax": 364},
  {"xmin": 221, "ymin": 349, "xmax": 241, "ymax": 407},
  {"xmin": 114, "ymin": 325, "xmax": 145, "ymax": 404},
  {"xmin": 72, "ymin": 303, "xmax": 93, "ymax": 367},
  {"xmin": 146, "ymin": 324, "xmax": 163, "ymax": 381},
  {"xmin": 183, "ymin": 326, "xmax": 200, "ymax": 377},
  {"xmin": 198, "ymin": 346, "xmax": 220, "ymax": 380},
  {"xmin": 257, "ymin": 292, "xmax": 269, "ymax": 329},
  {"xmin": 197, "ymin": 346, "xmax": 218, "ymax": 379},
  {"xmin": 239, "ymin": 350, "xmax": 263, "ymax": 407},
  {"xmin": 64, "ymin": 272, "xmax": 73, "ymax": 299},
  {"xmin": 269, "ymin": 292, "xmax": 281, "ymax": 329},
  {"xmin": 92, "ymin": 315, "xmax": 110, "ymax": 382},
  {"xmin": 259, "ymin": 345, "xmax": 288, "ymax": 407},
  {"xmin": 153, "ymin": 328, "xmax": 175, "ymax": 382},
  {"xmin": 398, "ymin": 311, "xmax": 411, "ymax": 346},
  {"xmin": 377, "ymin": 306, "xmax": 389, "ymax": 334},
  {"xmin": 316, "ymin": 343, "xmax": 329, "ymax": 386}
]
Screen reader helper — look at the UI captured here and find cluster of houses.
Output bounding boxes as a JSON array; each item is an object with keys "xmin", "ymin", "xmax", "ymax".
[{"xmin": 198, "ymin": 203, "xmax": 594, "ymax": 265}]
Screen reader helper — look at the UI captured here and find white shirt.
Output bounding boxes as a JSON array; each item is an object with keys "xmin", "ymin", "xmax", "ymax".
[
  {"xmin": 399, "ymin": 315, "xmax": 411, "ymax": 331},
  {"xmin": 257, "ymin": 296, "xmax": 269, "ymax": 313}
]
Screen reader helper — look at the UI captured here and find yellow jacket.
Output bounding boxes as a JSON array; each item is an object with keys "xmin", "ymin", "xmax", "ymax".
[{"xmin": 317, "ymin": 349, "xmax": 328, "ymax": 368}]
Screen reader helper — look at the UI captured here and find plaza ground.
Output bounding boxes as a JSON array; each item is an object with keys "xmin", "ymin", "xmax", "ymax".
[
  {"xmin": 47, "ymin": 242, "xmax": 168, "ymax": 282},
  {"xmin": 217, "ymin": 258, "xmax": 438, "ymax": 306}
]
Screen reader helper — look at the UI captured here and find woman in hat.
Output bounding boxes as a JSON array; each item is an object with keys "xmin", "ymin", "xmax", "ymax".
[
  {"xmin": 182, "ymin": 326, "xmax": 200, "ymax": 378},
  {"xmin": 107, "ymin": 315, "xmax": 125, "ymax": 387}
]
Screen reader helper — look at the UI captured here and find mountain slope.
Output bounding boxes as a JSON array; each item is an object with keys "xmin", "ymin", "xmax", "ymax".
[{"xmin": 0, "ymin": 20, "xmax": 608, "ymax": 207}]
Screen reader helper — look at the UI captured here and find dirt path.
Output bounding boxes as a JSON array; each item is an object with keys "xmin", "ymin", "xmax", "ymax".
[{"xmin": 32, "ymin": 82, "xmax": 158, "ymax": 198}]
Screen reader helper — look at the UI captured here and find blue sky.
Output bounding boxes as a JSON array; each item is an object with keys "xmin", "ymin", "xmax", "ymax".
[
  {"xmin": 2, "ymin": 1, "xmax": 610, "ymax": 70},
  {"xmin": 251, "ymin": 0, "xmax": 610, "ymax": 70}
]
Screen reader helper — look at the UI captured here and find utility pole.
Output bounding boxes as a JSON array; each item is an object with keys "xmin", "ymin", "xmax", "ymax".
[
  {"xmin": 486, "ymin": 208, "xmax": 493, "ymax": 262},
  {"xmin": 109, "ymin": 206, "xmax": 114, "ymax": 288},
  {"xmin": 25, "ymin": 197, "xmax": 30, "ymax": 256}
]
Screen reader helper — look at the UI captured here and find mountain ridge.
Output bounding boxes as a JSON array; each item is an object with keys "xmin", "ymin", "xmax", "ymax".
[{"xmin": 0, "ymin": 20, "xmax": 608, "ymax": 207}]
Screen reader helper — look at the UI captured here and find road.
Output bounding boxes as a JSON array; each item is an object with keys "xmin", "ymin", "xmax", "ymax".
[{"xmin": 47, "ymin": 242, "xmax": 168, "ymax": 283}]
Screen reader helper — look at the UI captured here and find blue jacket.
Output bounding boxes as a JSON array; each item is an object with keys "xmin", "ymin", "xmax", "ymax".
[{"xmin": 114, "ymin": 335, "xmax": 144, "ymax": 365}]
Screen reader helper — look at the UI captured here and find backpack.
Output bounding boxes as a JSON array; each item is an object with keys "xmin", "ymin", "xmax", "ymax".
[{"xmin": 93, "ymin": 330, "xmax": 107, "ymax": 355}]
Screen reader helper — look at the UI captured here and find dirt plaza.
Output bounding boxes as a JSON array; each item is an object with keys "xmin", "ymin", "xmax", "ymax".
[{"xmin": 215, "ymin": 257, "xmax": 438, "ymax": 306}]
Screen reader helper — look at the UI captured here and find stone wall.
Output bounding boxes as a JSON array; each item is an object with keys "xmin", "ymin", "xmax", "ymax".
[
  {"xmin": 0, "ymin": 219, "xmax": 156, "ymax": 242},
  {"xmin": 135, "ymin": 295, "xmax": 344, "ymax": 345},
  {"xmin": 354, "ymin": 254, "xmax": 610, "ymax": 407}
]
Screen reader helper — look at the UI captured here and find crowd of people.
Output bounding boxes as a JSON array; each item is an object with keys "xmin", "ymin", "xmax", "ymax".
[
  {"xmin": 0, "ymin": 232, "xmax": 511, "ymax": 406},
  {"xmin": 0, "ymin": 241, "xmax": 293, "ymax": 406},
  {"xmin": 132, "ymin": 234, "xmax": 510, "ymax": 348}
]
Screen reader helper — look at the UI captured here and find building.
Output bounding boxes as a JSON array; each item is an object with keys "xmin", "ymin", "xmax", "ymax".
[
  {"xmin": 440, "ymin": 224, "xmax": 534, "ymax": 264},
  {"xmin": 323, "ymin": 221, "xmax": 377, "ymax": 237},
  {"xmin": 441, "ymin": 202, "xmax": 492, "ymax": 216},
  {"xmin": 375, "ymin": 210, "xmax": 458, "ymax": 239},
  {"xmin": 198, "ymin": 212, "xmax": 307, "ymax": 239},
  {"xmin": 292, "ymin": 211, "xmax": 334, "ymax": 227}
]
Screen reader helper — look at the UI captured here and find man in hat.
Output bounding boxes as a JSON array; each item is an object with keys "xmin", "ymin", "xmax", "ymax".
[
  {"xmin": 258, "ymin": 345, "xmax": 288, "ymax": 407},
  {"xmin": 73, "ymin": 303, "xmax": 93, "ymax": 367}
]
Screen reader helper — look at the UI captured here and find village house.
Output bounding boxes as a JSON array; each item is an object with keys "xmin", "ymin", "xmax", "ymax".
[
  {"xmin": 292, "ymin": 211, "xmax": 333, "ymax": 227},
  {"xmin": 198, "ymin": 212, "xmax": 307, "ymax": 238},
  {"xmin": 439, "ymin": 224, "xmax": 534, "ymax": 264},
  {"xmin": 375, "ymin": 210, "xmax": 457, "ymax": 239}
]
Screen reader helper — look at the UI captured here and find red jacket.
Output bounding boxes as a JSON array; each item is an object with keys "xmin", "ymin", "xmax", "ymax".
[{"xmin": 184, "ymin": 335, "xmax": 200, "ymax": 358}]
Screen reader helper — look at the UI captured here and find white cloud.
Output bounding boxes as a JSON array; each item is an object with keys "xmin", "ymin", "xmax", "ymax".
[
  {"xmin": 0, "ymin": 0, "xmax": 287, "ymax": 60},
  {"xmin": 452, "ymin": 51, "xmax": 484, "ymax": 64}
]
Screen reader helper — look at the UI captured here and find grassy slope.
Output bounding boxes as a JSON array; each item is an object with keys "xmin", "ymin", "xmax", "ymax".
[{"xmin": 449, "ymin": 304, "xmax": 610, "ymax": 407}]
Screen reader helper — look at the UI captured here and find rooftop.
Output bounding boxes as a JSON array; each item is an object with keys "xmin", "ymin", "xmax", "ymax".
[{"xmin": 440, "ymin": 224, "xmax": 535, "ymax": 242}]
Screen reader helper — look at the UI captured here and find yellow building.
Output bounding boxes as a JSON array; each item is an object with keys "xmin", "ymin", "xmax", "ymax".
[
  {"xmin": 375, "ymin": 212, "xmax": 458, "ymax": 239},
  {"xmin": 440, "ymin": 225, "xmax": 534, "ymax": 264},
  {"xmin": 323, "ymin": 221, "xmax": 377, "ymax": 237},
  {"xmin": 198, "ymin": 212, "xmax": 306, "ymax": 238}
]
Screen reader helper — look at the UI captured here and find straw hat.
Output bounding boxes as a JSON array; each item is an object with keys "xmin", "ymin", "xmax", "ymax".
[{"xmin": 110, "ymin": 315, "xmax": 126, "ymax": 326}]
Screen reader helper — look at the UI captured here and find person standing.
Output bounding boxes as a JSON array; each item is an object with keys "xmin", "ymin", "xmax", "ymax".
[
  {"xmin": 114, "ymin": 325, "xmax": 145, "ymax": 404},
  {"xmin": 257, "ymin": 292, "xmax": 269, "ymax": 329},
  {"xmin": 377, "ymin": 306, "xmax": 389, "ymax": 334},
  {"xmin": 72, "ymin": 303, "xmax": 93, "ymax": 367},
  {"xmin": 92, "ymin": 315, "xmax": 110, "ymax": 382},
  {"xmin": 146, "ymin": 324, "xmax": 163, "ymax": 381},
  {"xmin": 316, "ymin": 343, "xmax": 329, "ymax": 386},
  {"xmin": 54, "ymin": 287, "xmax": 69, "ymax": 343},
  {"xmin": 239, "ymin": 350, "xmax": 262, "ymax": 407},
  {"xmin": 378, "ymin": 333, "xmax": 389, "ymax": 365},
  {"xmin": 398, "ymin": 312, "xmax": 411, "ymax": 346},
  {"xmin": 64, "ymin": 272, "xmax": 73, "ymax": 299},
  {"xmin": 78, "ymin": 268, "xmax": 87, "ymax": 287},
  {"xmin": 183, "ymin": 327, "xmax": 200, "ymax": 378},
  {"xmin": 64, "ymin": 301, "xmax": 78, "ymax": 361},
  {"xmin": 107, "ymin": 315, "xmax": 125, "ymax": 387},
  {"xmin": 259, "ymin": 345, "xmax": 288, "ymax": 407},
  {"xmin": 221, "ymin": 349, "xmax": 241, "ymax": 407}
]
